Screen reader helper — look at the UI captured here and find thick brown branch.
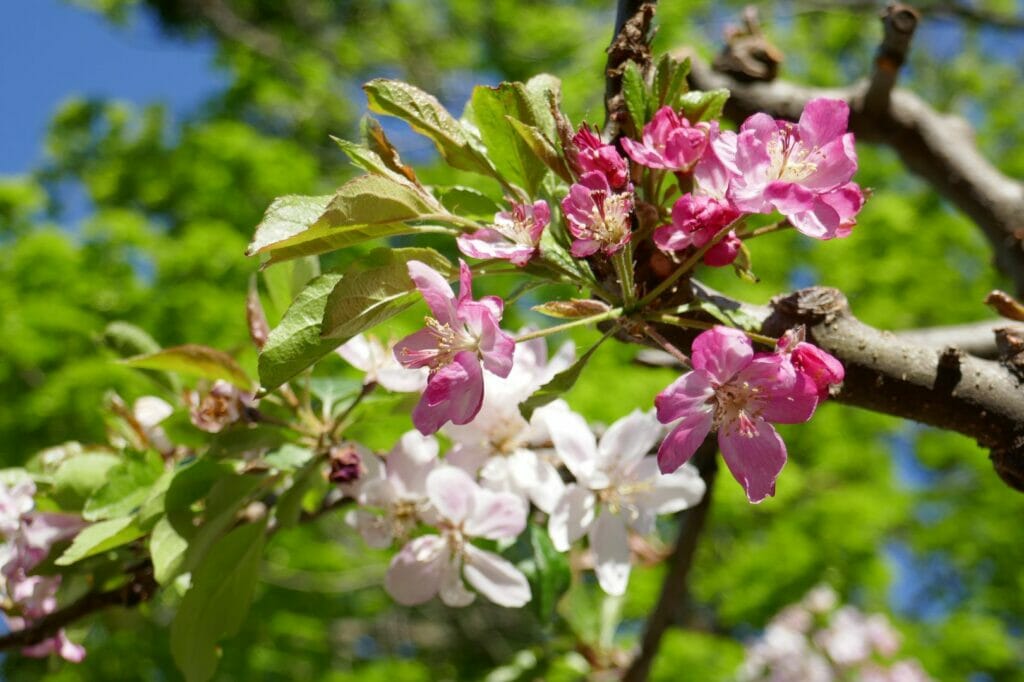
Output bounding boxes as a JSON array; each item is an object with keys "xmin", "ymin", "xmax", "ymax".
[
  {"xmin": 0, "ymin": 562, "xmax": 157, "ymax": 651},
  {"xmin": 762, "ymin": 287, "xmax": 1024, "ymax": 491},
  {"xmin": 863, "ymin": 3, "xmax": 919, "ymax": 116},
  {"xmin": 622, "ymin": 442, "xmax": 718, "ymax": 682},
  {"xmin": 685, "ymin": 56, "xmax": 1024, "ymax": 296},
  {"xmin": 604, "ymin": 1, "xmax": 658, "ymax": 138}
]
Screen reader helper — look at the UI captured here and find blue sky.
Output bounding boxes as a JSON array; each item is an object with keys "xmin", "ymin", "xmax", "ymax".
[{"xmin": 0, "ymin": 0, "xmax": 226, "ymax": 175}]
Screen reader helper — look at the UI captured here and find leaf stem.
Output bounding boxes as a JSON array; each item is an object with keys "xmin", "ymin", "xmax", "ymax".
[
  {"xmin": 632, "ymin": 223, "xmax": 737, "ymax": 311},
  {"xmin": 613, "ymin": 246, "xmax": 637, "ymax": 308},
  {"xmin": 514, "ymin": 308, "xmax": 623, "ymax": 343},
  {"xmin": 648, "ymin": 313, "xmax": 777, "ymax": 347},
  {"xmin": 738, "ymin": 219, "xmax": 792, "ymax": 241}
]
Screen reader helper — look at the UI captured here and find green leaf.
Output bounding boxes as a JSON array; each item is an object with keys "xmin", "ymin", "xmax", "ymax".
[
  {"xmin": 205, "ymin": 426, "xmax": 286, "ymax": 459},
  {"xmin": 507, "ymin": 118, "xmax": 574, "ymax": 183},
  {"xmin": 678, "ymin": 89, "xmax": 730, "ymax": 122},
  {"xmin": 264, "ymin": 444, "xmax": 314, "ymax": 472},
  {"xmin": 257, "ymin": 271, "xmax": 343, "ymax": 390},
  {"xmin": 247, "ymin": 176, "xmax": 440, "ymax": 264},
  {"xmin": 83, "ymin": 450, "xmax": 164, "ymax": 521},
  {"xmin": 121, "ymin": 344, "xmax": 252, "ymax": 389},
  {"xmin": 261, "ymin": 256, "xmax": 321, "ymax": 323},
  {"xmin": 181, "ymin": 472, "xmax": 267, "ymax": 576},
  {"xmin": 519, "ymin": 331, "xmax": 612, "ymax": 420},
  {"xmin": 363, "ymin": 79, "xmax": 494, "ymax": 176},
  {"xmin": 321, "ymin": 247, "xmax": 453, "ymax": 340},
  {"xmin": 274, "ymin": 459, "xmax": 321, "ymax": 529},
  {"xmin": 361, "ymin": 116, "xmax": 420, "ymax": 185},
  {"xmin": 101, "ymin": 320, "xmax": 160, "ymax": 358},
  {"xmin": 55, "ymin": 517, "xmax": 145, "ymax": 565},
  {"xmin": 150, "ymin": 516, "xmax": 189, "ymax": 585},
  {"xmin": 524, "ymin": 523, "xmax": 570, "ymax": 621},
  {"xmin": 436, "ymin": 186, "xmax": 502, "ymax": 220},
  {"xmin": 653, "ymin": 53, "xmax": 691, "ymax": 109},
  {"xmin": 52, "ymin": 452, "xmax": 122, "ymax": 510},
  {"xmin": 471, "ymin": 82, "xmax": 551, "ymax": 194},
  {"xmin": 170, "ymin": 519, "xmax": 267, "ymax": 682},
  {"xmin": 621, "ymin": 61, "xmax": 649, "ymax": 134},
  {"xmin": 244, "ymin": 194, "xmax": 332, "ymax": 256}
]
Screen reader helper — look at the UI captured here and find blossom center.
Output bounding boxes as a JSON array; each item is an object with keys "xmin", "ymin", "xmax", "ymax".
[
  {"xmin": 589, "ymin": 192, "xmax": 632, "ymax": 245},
  {"xmin": 766, "ymin": 130, "xmax": 818, "ymax": 182},
  {"xmin": 418, "ymin": 317, "xmax": 479, "ymax": 370},
  {"xmin": 713, "ymin": 380, "xmax": 765, "ymax": 437}
]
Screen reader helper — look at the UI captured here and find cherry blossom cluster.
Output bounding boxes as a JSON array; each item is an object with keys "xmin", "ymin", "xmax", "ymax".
[
  {"xmin": 337, "ymin": 334, "xmax": 705, "ymax": 602},
  {"xmin": 739, "ymin": 585, "xmax": 932, "ymax": 682},
  {"xmin": 0, "ymin": 479, "xmax": 86, "ymax": 662}
]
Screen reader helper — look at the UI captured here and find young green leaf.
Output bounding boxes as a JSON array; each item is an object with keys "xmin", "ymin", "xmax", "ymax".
[
  {"xmin": 471, "ymin": 82, "xmax": 551, "ymax": 194},
  {"xmin": 121, "ymin": 344, "xmax": 252, "ymax": 389},
  {"xmin": 257, "ymin": 271, "xmax": 344, "ymax": 390},
  {"xmin": 83, "ymin": 450, "xmax": 164, "ymax": 521},
  {"xmin": 507, "ymin": 118, "xmax": 574, "ymax": 183},
  {"xmin": 55, "ymin": 517, "xmax": 145, "ymax": 566},
  {"xmin": 321, "ymin": 247, "xmax": 453, "ymax": 340},
  {"xmin": 170, "ymin": 519, "xmax": 267, "ymax": 682},
  {"xmin": 653, "ymin": 53, "xmax": 691, "ymax": 108},
  {"xmin": 52, "ymin": 452, "xmax": 122, "ymax": 510},
  {"xmin": 519, "ymin": 330, "xmax": 613, "ymax": 420},
  {"xmin": 363, "ymin": 79, "xmax": 494, "ymax": 176},
  {"xmin": 678, "ymin": 89, "xmax": 730, "ymax": 122},
  {"xmin": 621, "ymin": 61, "xmax": 649, "ymax": 135},
  {"xmin": 436, "ymin": 186, "xmax": 503, "ymax": 220}
]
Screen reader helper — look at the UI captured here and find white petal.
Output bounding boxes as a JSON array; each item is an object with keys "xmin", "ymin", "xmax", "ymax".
[
  {"xmin": 589, "ymin": 510, "xmax": 631, "ymax": 596},
  {"xmin": 509, "ymin": 449, "xmax": 566, "ymax": 514},
  {"xmin": 376, "ymin": 366, "xmax": 428, "ymax": 393},
  {"xmin": 539, "ymin": 407, "xmax": 602, "ymax": 486},
  {"xmin": 425, "ymin": 466, "xmax": 478, "ymax": 525},
  {"xmin": 463, "ymin": 545, "xmax": 532, "ymax": 608},
  {"xmin": 133, "ymin": 396, "xmax": 173, "ymax": 428},
  {"xmin": 633, "ymin": 457, "xmax": 707, "ymax": 514},
  {"xmin": 464, "ymin": 488, "xmax": 527, "ymax": 540},
  {"xmin": 388, "ymin": 431, "xmax": 439, "ymax": 497},
  {"xmin": 384, "ymin": 535, "xmax": 446, "ymax": 605},
  {"xmin": 547, "ymin": 484, "xmax": 596, "ymax": 551},
  {"xmin": 445, "ymin": 442, "xmax": 490, "ymax": 475},
  {"xmin": 439, "ymin": 555, "xmax": 476, "ymax": 607},
  {"xmin": 336, "ymin": 334, "xmax": 372, "ymax": 371},
  {"xmin": 348, "ymin": 509, "xmax": 393, "ymax": 549},
  {"xmin": 597, "ymin": 409, "xmax": 661, "ymax": 476}
]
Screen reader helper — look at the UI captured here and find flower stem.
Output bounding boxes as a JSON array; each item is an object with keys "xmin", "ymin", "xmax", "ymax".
[
  {"xmin": 613, "ymin": 246, "xmax": 637, "ymax": 308},
  {"xmin": 632, "ymin": 224, "xmax": 736, "ymax": 311},
  {"xmin": 648, "ymin": 313, "xmax": 777, "ymax": 347},
  {"xmin": 738, "ymin": 219, "xmax": 792, "ymax": 241},
  {"xmin": 514, "ymin": 308, "xmax": 623, "ymax": 343}
]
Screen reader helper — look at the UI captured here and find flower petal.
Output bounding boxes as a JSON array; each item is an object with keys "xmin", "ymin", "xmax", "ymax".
[
  {"xmin": 463, "ymin": 545, "xmax": 532, "ymax": 607},
  {"xmin": 464, "ymin": 488, "xmax": 527, "ymax": 540},
  {"xmin": 540, "ymin": 407, "xmax": 603, "ymax": 487},
  {"xmin": 589, "ymin": 510, "xmax": 631, "ymax": 596},
  {"xmin": 797, "ymin": 98, "xmax": 849, "ymax": 149},
  {"xmin": 597, "ymin": 409, "xmax": 662, "ymax": 476},
  {"xmin": 657, "ymin": 409, "xmax": 713, "ymax": 474},
  {"xmin": 718, "ymin": 420, "xmax": 787, "ymax": 503},
  {"xmin": 426, "ymin": 466, "xmax": 478, "ymax": 525},
  {"xmin": 411, "ymin": 352, "xmax": 484, "ymax": 434},
  {"xmin": 407, "ymin": 260, "xmax": 457, "ymax": 325},
  {"xmin": 507, "ymin": 449, "xmax": 566, "ymax": 514},
  {"xmin": 633, "ymin": 457, "xmax": 707, "ymax": 514},
  {"xmin": 655, "ymin": 369, "xmax": 714, "ymax": 424},
  {"xmin": 385, "ymin": 535, "xmax": 447, "ymax": 605},
  {"xmin": 691, "ymin": 326, "xmax": 753, "ymax": 381},
  {"xmin": 387, "ymin": 430, "xmax": 438, "ymax": 497},
  {"xmin": 548, "ymin": 484, "xmax": 596, "ymax": 552}
]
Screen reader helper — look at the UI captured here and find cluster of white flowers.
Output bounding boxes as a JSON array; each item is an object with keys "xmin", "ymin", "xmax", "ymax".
[
  {"xmin": 0, "ymin": 478, "xmax": 86, "ymax": 662},
  {"xmin": 336, "ymin": 334, "xmax": 707, "ymax": 605},
  {"xmin": 740, "ymin": 586, "xmax": 932, "ymax": 682}
]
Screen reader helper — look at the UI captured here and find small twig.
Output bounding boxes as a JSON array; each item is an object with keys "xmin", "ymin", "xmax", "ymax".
[
  {"xmin": 863, "ymin": 3, "xmax": 920, "ymax": 117},
  {"xmin": 621, "ymin": 442, "xmax": 718, "ymax": 682}
]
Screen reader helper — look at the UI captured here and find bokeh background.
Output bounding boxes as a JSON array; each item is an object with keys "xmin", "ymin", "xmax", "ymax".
[{"xmin": 3, "ymin": 0, "xmax": 1024, "ymax": 679}]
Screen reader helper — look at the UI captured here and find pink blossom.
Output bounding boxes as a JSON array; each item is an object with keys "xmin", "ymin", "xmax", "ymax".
[
  {"xmin": 337, "ymin": 334, "xmax": 427, "ymax": 393},
  {"xmin": 654, "ymin": 193, "xmax": 742, "ymax": 268},
  {"xmin": 457, "ymin": 200, "xmax": 550, "ymax": 266},
  {"xmin": 621, "ymin": 106, "xmax": 710, "ymax": 171},
  {"xmin": 385, "ymin": 466, "xmax": 530, "ymax": 608},
  {"xmin": 561, "ymin": 171, "xmax": 634, "ymax": 257},
  {"xmin": 722, "ymin": 98, "xmax": 864, "ymax": 239},
  {"xmin": 776, "ymin": 327, "xmax": 844, "ymax": 400},
  {"xmin": 573, "ymin": 125, "xmax": 629, "ymax": 189},
  {"xmin": 655, "ymin": 326, "xmax": 821, "ymax": 503},
  {"xmin": 541, "ymin": 409, "xmax": 705, "ymax": 595},
  {"xmin": 394, "ymin": 260, "xmax": 516, "ymax": 435}
]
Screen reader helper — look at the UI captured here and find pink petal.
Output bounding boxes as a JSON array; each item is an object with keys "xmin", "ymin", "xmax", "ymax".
[
  {"xmin": 476, "ymin": 313, "xmax": 515, "ymax": 379},
  {"xmin": 464, "ymin": 488, "xmax": 527, "ymax": 540},
  {"xmin": 547, "ymin": 484, "xmax": 596, "ymax": 551},
  {"xmin": 463, "ymin": 545, "xmax": 532, "ymax": 607},
  {"xmin": 385, "ymin": 535, "xmax": 447, "ymax": 605},
  {"xmin": 654, "ymin": 369, "xmax": 714, "ymax": 425},
  {"xmin": 761, "ymin": 374, "xmax": 821, "ymax": 424},
  {"xmin": 407, "ymin": 260, "xmax": 457, "ymax": 326},
  {"xmin": 393, "ymin": 328, "xmax": 442, "ymax": 371},
  {"xmin": 657, "ymin": 409, "xmax": 713, "ymax": 474},
  {"xmin": 411, "ymin": 352, "xmax": 484, "ymax": 434},
  {"xmin": 456, "ymin": 260, "xmax": 474, "ymax": 307},
  {"xmin": 797, "ymin": 98, "xmax": 850, "ymax": 149},
  {"xmin": 718, "ymin": 419, "xmax": 787, "ymax": 503},
  {"xmin": 703, "ymin": 232, "xmax": 741, "ymax": 267},
  {"xmin": 457, "ymin": 229, "xmax": 536, "ymax": 265},
  {"xmin": 426, "ymin": 466, "xmax": 478, "ymax": 525},
  {"xmin": 589, "ymin": 510, "xmax": 631, "ymax": 596},
  {"xmin": 802, "ymin": 134, "xmax": 857, "ymax": 190},
  {"xmin": 691, "ymin": 326, "xmax": 753, "ymax": 381}
]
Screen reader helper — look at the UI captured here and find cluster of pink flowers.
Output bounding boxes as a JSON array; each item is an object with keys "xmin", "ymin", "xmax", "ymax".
[
  {"xmin": 0, "ymin": 479, "xmax": 86, "ymax": 662},
  {"xmin": 656, "ymin": 326, "xmax": 842, "ymax": 502},
  {"xmin": 338, "ymin": 338, "xmax": 707, "ymax": 605},
  {"xmin": 740, "ymin": 586, "xmax": 932, "ymax": 682}
]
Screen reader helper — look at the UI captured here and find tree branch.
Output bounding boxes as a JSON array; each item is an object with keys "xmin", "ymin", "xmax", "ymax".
[
  {"xmin": 797, "ymin": 0, "xmax": 1024, "ymax": 32},
  {"xmin": 682, "ymin": 31, "xmax": 1024, "ymax": 296},
  {"xmin": 604, "ymin": 1, "xmax": 658, "ymax": 138},
  {"xmin": 0, "ymin": 562, "xmax": 157, "ymax": 651},
  {"xmin": 622, "ymin": 441, "xmax": 718, "ymax": 682}
]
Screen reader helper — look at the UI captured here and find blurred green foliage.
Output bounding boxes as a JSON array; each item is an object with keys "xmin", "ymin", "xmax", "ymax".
[{"xmin": 4, "ymin": 0, "xmax": 1024, "ymax": 679}]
